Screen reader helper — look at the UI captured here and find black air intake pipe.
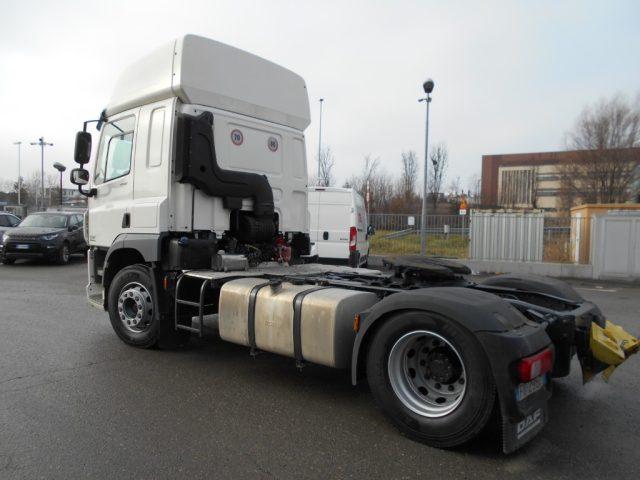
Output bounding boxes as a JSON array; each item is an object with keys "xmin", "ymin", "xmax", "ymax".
[{"xmin": 175, "ymin": 111, "xmax": 275, "ymax": 217}]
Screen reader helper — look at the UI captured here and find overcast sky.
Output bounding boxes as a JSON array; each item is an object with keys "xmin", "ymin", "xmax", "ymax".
[{"xmin": 0, "ymin": 0, "xmax": 638, "ymax": 190}]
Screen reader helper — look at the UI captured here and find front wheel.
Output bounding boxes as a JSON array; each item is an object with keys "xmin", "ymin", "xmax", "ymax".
[
  {"xmin": 108, "ymin": 265, "xmax": 162, "ymax": 348},
  {"xmin": 366, "ymin": 311, "xmax": 496, "ymax": 448},
  {"xmin": 56, "ymin": 243, "xmax": 70, "ymax": 265}
]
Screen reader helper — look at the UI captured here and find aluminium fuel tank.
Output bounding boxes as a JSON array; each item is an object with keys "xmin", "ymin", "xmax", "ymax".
[{"xmin": 218, "ymin": 278, "xmax": 378, "ymax": 368}]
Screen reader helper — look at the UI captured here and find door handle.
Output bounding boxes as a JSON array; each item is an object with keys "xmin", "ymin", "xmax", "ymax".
[
  {"xmin": 122, "ymin": 213, "xmax": 130, "ymax": 228},
  {"xmin": 323, "ymin": 231, "xmax": 329, "ymax": 240}
]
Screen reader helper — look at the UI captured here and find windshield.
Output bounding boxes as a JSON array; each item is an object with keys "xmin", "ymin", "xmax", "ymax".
[{"xmin": 19, "ymin": 214, "xmax": 68, "ymax": 228}]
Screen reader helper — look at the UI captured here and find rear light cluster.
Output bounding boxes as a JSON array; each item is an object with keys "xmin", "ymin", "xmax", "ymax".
[
  {"xmin": 517, "ymin": 347, "xmax": 553, "ymax": 382},
  {"xmin": 349, "ymin": 226, "xmax": 357, "ymax": 252}
]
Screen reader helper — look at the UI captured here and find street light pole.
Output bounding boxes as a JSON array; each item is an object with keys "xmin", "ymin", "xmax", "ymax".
[
  {"xmin": 419, "ymin": 79, "xmax": 434, "ymax": 256},
  {"xmin": 12, "ymin": 141, "xmax": 22, "ymax": 205},
  {"xmin": 317, "ymin": 98, "xmax": 324, "ymax": 182},
  {"xmin": 30, "ymin": 137, "xmax": 53, "ymax": 210},
  {"xmin": 53, "ymin": 163, "xmax": 66, "ymax": 208}
]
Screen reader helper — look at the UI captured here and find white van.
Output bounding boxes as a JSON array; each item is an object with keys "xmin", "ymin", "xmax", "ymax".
[{"xmin": 308, "ymin": 187, "xmax": 371, "ymax": 267}]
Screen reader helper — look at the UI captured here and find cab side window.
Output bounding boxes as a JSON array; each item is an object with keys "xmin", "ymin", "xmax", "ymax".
[
  {"xmin": 0, "ymin": 215, "xmax": 8, "ymax": 227},
  {"xmin": 95, "ymin": 115, "xmax": 136, "ymax": 184}
]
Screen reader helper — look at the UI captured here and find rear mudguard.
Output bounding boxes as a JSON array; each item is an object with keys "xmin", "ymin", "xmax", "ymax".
[{"xmin": 351, "ymin": 287, "xmax": 552, "ymax": 452}]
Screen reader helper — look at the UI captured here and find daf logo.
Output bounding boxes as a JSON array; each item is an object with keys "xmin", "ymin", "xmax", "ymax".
[
  {"xmin": 516, "ymin": 408, "xmax": 542, "ymax": 439},
  {"xmin": 268, "ymin": 136, "xmax": 278, "ymax": 152}
]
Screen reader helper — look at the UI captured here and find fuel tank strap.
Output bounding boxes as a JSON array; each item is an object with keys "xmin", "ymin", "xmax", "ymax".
[
  {"xmin": 247, "ymin": 281, "xmax": 280, "ymax": 350},
  {"xmin": 292, "ymin": 287, "xmax": 332, "ymax": 364}
]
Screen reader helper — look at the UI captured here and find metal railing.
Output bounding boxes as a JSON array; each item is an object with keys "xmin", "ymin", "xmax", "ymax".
[{"xmin": 368, "ymin": 214, "xmax": 469, "ymax": 258}]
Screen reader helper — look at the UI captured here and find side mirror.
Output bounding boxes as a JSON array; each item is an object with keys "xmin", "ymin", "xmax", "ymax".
[
  {"xmin": 74, "ymin": 131, "xmax": 92, "ymax": 165},
  {"xmin": 68, "ymin": 225, "xmax": 79, "ymax": 232},
  {"xmin": 70, "ymin": 168, "xmax": 90, "ymax": 186},
  {"xmin": 367, "ymin": 225, "xmax": 376, "ymax": 237}
]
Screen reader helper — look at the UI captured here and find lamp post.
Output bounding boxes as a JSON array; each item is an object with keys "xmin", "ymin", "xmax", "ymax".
[
  {"xmin": 12, "ymin": 141, "xmax": 22, "ymax": 205},
  {"xmin": 30, "ymin": 137, "xmax": 54, "ymax": 210},
  {"xmin": 419, "ymin": 79, "xmax": 434, "ymax": 256},
  {"xmin": 317, "ymin": 98, "xmax": 324, "ymax": 182},
  {"xmin": 53, "ymin": 162, "xmax": 66, "ymax": 208}
]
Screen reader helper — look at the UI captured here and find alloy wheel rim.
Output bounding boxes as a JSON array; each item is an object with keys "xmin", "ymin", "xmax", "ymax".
[
  {"xmin": 117, "ymin": 282, "xmax": 154, "ymax": 333},
  {"xmin": 387, "ymin": 330, "xmax": 467, "ymax": 418}
]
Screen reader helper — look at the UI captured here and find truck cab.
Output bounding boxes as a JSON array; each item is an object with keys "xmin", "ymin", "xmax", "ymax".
[{"xmin": 71, "ymin": 35, "xmax": 311, "ymax": 307}]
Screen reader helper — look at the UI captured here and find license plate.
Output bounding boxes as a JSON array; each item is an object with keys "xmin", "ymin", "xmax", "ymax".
[
  {"xmin": 516, "ymin": 375, "xmax": 546, "ymax": 401},
  {"xmin": 15, "ymin": 244, "xmax": 30, "ymax": 250}
]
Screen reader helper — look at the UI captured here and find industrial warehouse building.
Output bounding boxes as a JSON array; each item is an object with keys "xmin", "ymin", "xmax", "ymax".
[{"xmin": 481, "ymin": 148, "xmax": 640, "ymax": 211}]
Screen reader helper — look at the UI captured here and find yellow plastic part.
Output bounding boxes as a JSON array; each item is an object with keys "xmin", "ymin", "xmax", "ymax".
[
  {"xmin": 591, "ymin": 322, "xmax": 626, "ymax": 366},
  {"xmin": 590, "ymin": 320, "xmax": 640, "ymax": 381}
]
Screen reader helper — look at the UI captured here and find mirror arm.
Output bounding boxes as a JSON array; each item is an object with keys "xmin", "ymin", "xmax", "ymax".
[{"xmin": 77, "ymin": 185, "xmax": 97, "ymax": 198}]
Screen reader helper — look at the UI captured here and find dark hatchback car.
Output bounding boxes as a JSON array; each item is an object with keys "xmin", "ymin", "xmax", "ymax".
[{"xmin": 1, "ymin": 212, "xmax": 86, "ymax": 265}]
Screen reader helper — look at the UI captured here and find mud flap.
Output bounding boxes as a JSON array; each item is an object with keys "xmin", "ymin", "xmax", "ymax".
[
  {"xmin": 502, "ymin": 403, "xmax": 548, "ymax": 454},
  {"xmin": 580, "ymin": 320, "xmax": 639, "ymax": 383}
]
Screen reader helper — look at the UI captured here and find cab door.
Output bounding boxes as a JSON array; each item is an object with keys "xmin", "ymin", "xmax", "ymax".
[{"xmin": 88, "ymin": 111, "xmax": 138, "ymax": 247}]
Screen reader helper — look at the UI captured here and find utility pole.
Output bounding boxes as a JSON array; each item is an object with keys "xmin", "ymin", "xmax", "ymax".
[
  {"xmin": 419, "ymin": 79, "xmax": 434, "ymax": 255},
  {"xmin": 317, "ymin": 98, "xmax": 324, "ymax": 182},
  {"xmin": 12, "ymin": 141, "xmax": 22, "ymax": 205},
  {"xmin": 30, "ymin": 137, "xmax": 53, "ymax": 210}
]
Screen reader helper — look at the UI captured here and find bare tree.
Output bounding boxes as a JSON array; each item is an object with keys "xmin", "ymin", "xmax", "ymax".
[
  {"xmin": 398, "ymin": 150, "xmax": 418, "ymax": 200},
  {"xmin": 447, "ymin": 175, "xmax": 462, "ymax": 197},
  {"xmin": 466, "ymin": 172, "xmax": 481, "ymax": 207},
  {"xmin": 344, "ymin": 155, "xmax": 390, "ymax": 212},
  {"xmin": 22, "ymin": 171, "xmax": 57, "ymax": 208},
  {"xmin": 427, "ymin": 142, "xmax": 448, "ymax": 209},
  {"xmin": 559, "ymin": 94, "xmax": 640, "ymax": 208},
  {"xmin": 312, "ymin": 146, "xmax": 335, "ymax": 187}
]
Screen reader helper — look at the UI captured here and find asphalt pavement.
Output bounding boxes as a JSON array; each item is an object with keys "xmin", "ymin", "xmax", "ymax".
[{"xmin": 1, "ymin": 259, "xmax": 639, "ymax": 479}]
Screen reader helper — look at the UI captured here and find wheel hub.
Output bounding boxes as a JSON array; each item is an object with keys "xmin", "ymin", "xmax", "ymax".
[
  {"xmin": 424, "ymin": 347, "xmax": 461, "ymax": 384},
  {"xmin": 117, "ymin": 282, "xmax": 153, "ymax": 333},
  {"xmin": 387, "ymin": 330, "xmax": 467, "ymax": 418}
]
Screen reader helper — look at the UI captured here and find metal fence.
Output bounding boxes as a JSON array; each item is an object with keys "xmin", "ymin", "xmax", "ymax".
[
  {"xmin": 470, "ymin": 212, "xmax": 544, "ymax": 262},
  {"xmin": 368, "ymin": 214, "xmax": 469, "ymax": 258},
  {"xmin": 369, "ymin": 212, "xmax": 593, "ymax": 264},
  {"xmin": 369, "ymin": 214, "xmax": 469, "ymax": 234},
  {"xmin": 543, "ymin": 215, "xmax": 592, "ymax": 264}
]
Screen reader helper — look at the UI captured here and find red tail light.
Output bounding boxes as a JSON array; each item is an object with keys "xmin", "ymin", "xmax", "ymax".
[
  {"xmin": 349, "ymin": 226, "xmax": 357, "ymax": 252},
  {"xmin": 518, "ymin": 347, "xmax": 553, "ymax": 382}
]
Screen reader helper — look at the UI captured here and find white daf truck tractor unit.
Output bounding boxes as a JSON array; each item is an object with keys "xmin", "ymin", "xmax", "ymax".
[{"xmin": 69, "ymin": 35, "xmax": 638, "ymax": 453}]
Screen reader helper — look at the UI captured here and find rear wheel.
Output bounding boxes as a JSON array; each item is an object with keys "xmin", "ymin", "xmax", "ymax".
[{"xmin": 366, "ymin": 311, "xmax": 495, "ymax": 448}]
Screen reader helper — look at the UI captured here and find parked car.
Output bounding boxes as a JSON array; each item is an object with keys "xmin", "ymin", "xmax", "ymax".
[
  {"xmin": 1, "ymin": 212, "xmax": 86, "ymax": 265},
  {"xmin": 308, "ymin": 187, "xmax": 372, "ymax": 267},
  {"xmin": 0, "ymin": 212, "xmax": 21, "ymax": 259}
]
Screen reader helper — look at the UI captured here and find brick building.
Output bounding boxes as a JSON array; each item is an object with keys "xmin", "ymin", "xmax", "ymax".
[{"xmin": 481, "ymin": 148, "xmax": 640, "ymax": 211}]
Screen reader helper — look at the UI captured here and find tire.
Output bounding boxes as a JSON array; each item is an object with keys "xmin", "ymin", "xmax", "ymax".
[
  {"xmin": 108, "ymin": 265, "xmax": 162, "ymax": 348},
  {"xmin": 2, "ymin": 257, "xmax": 15, "ymax": 265},
  {"xmin": 57, "ymin": 243, "xmax": 70, "ymax": 265},
  {"xmin": 366, "ymin": 311, "xmax": 496, "ymax": 449}
]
